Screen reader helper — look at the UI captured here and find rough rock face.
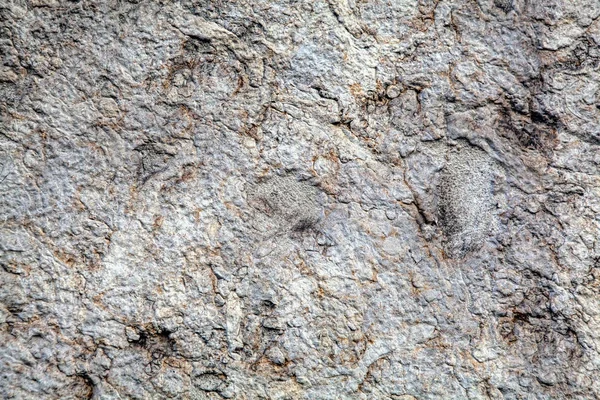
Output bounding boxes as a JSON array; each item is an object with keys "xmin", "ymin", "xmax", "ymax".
[{"xmin": 1, "ymin": 0, "xmax": 600, "ymax": 398}]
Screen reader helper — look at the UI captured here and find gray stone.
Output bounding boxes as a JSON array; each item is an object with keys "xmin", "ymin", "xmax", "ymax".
[{"xmin": 2, "ymin": 0, "xmax": 600, "ymax": 398}]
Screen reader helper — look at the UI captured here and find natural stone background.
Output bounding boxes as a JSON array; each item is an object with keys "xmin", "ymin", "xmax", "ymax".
[{"xmin": 1, "ymin": 0, "xmax": 600, "ymax": 398}]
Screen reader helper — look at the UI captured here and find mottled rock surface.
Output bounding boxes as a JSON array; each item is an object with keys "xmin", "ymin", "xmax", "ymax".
[{"xmin": 1, "ymin": 0, "xmax": 600, "ymax": 399}]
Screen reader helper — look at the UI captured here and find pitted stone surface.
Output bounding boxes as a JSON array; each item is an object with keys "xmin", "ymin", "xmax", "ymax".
[{"xmin": 2, "ymin": 0, "xmax": 600, "ymax": 399}]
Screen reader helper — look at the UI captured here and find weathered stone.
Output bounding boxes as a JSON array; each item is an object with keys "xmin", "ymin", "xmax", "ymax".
[{"xmin": 2, "ymin": 0, "xmax": 600, "ymax": 398}]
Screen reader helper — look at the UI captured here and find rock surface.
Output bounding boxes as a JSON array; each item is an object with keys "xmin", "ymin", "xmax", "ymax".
[{"xmin": 1, "ymin": 0, "xmax": 600, "ymax": 399}]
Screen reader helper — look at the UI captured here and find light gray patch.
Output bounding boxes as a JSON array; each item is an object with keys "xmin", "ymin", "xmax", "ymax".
[
  {"xmin": 437, "ymin": 145, "xmax": 496, "ymax": 257},
  {"xmin": 0, "ymin": 155, "xmax": 14, "ymax": 186},
  {"xmin": 247, "ymin": 175, "xmax": 321, "ymax": 233},
  {"xmin": 193, "ymin": 371, "xmax": 227, "ymax": 392}
]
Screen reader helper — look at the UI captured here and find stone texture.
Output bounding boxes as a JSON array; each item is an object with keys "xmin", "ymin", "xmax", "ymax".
[{"xmin": 1, "ymin": 0, "xmax": 600, "ymax": 399}]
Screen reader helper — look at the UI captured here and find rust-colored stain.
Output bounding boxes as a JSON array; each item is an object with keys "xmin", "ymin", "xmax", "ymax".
[{"xmin": 349, "ymin": 83, "xmax": 364, "ymax": 98}]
